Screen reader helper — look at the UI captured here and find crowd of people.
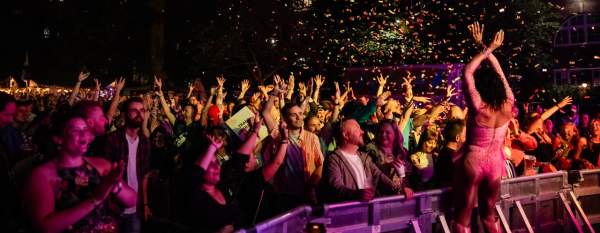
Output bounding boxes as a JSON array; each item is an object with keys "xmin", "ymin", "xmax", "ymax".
[{"xmin": 1, "ymin": 23, "xmax": 599, "ymax": 233}]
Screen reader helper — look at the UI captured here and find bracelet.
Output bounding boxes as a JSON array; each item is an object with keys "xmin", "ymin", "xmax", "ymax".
[
  {"xmin": 112, "ymin": 182, "xmax": 123, "ymax": 195},
  {"xmin": 280, "ymin": 140, "xmax": 289, "ymax": 144},
  {"xmin": 482, "ymin": 48, "xmax": 493, "ymax": 57}
]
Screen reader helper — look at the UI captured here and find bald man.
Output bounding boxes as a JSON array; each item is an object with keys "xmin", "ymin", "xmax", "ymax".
[{"xmin": 320, "ymin": 119, "xmax": 413, "ymax": 203}]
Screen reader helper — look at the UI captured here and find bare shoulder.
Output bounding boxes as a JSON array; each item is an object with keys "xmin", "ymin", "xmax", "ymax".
[
  {"xmin": 578, "ymin": 137, "xmax": 588, "ymax": 146},
  {"xmin": 27, "ymin": 161, "xmax": 58, "ymax": 189},
  {"xmin": 30, "ymin": 161, "xmax": 56, "ymax": 179}
]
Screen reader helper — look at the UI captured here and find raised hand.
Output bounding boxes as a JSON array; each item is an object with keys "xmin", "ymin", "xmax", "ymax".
[
  {"xmin": 467, "ymin": 22, "xmax": 484, "ymax": 46},
  {"xmin": 273, "ymin": 74, "xmax": 282, "ymax": 87},
  {"xmin": 275, "ymin": 81, "xmax": 288, "ymax": 95},
  {"xmin": 94, "ymin": 79, "xmax": 101, "ymax": 91},
  {"xmin": 153, "ymin": 76, "xmax": 162, "ymax": 90},
  {"xmin": 401, "ymin": 71, "xmax": 414, "ymax": 88},
  {"xmin": 78, "ymin": 71, "xmax": 90, "ymax": 82},
  {"xmin": 258, "ymin": 85, "xmax": 273, "ymax": 96},
  {"xmin": 115, "ymin": 77, "xmax": 126, "ymax": 93},
  {"xmin": 207, "ymin": 134, "xmax": 224, "ymax": 149},
  {"xmin": 210, "ymin": 87, "xmax": 217, "ymax": 96},
  {"xmin": 188, "ymin": 82, "xmax": 194, "ymax": 92},
  {"xmin": 241, "ymin": 79, "xmax": 250, "ymax": 93},
  {"xmin": 250, "ymin": 92, "xmax": 261, "ymax": 103},
  {"xmin": 334, "ymin": 82, "xmax": 341, "ymax": 101},
  {"xmin": 413, "ymin": 96, "xmax": 431, "ymax": 103},
  {"xmin": 216, "ymin": 75, "xmax": 226, "ymax": 87},
  {"xmin": 298, "ymin": 82, "xmax": 306, "ymax": 97},
  {"xmin": 313, "ymin": 74, "xmax": 325, "ymax": 88},
  {"xmin": 266, "ymin": 85, "xmax": 275, "ymax": 94},
  {"xmin": 288, "ymin": 73, "xmax": 295, "ymax": 89},
  {"xmin": 557, "ymin": 96, "xmax": 573, "ymax": 109},
  {"xmin": 376, "ymin": 74, "xmax": 388, "ymax": 86},
  {"xmin": 343, "ymin": 81, "xmax": 352, "ymax": 93},
  {"xmin": 445, "ymin": 85, "xmax": 457, "ymax": 99},
  {"xmin": 488, "ymin": 29, "xmax": 504, "ymax": 51}
]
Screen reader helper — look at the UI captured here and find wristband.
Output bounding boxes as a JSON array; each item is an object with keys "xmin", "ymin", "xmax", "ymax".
[
  {"xmin": 280, "ymin": 140, "xmax": 289, "ymax": 144},
  {"xmin": 482, "ymin": 48, "xmax": 493, "ymax": 57}
]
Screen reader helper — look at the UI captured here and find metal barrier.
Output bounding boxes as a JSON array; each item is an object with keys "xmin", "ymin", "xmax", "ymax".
[
  {"xmin": 573, "ymin": 169, "xmax": 600, "ymax": 230},
  {"xmin": 240, "ymin": 170, "xmax": 600, "ymax": 233},
  {"xmin": 498, "ymin": 171, "xmax": 570, "ymax": 233},
  {"xmin": 238, "ymin": 206, "xmax": 313, "ymax": 233}
]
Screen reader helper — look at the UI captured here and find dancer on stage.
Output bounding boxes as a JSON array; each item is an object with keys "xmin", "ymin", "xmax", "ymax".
[{"xmin": 452, "ymin": 22, "xmax": 514, "ymax": 233}]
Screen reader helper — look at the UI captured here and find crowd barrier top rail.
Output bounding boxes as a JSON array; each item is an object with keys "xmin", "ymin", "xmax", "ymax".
[{"xmin": 501, "ymin": 170, "xmax": 567, "ymax": 184}]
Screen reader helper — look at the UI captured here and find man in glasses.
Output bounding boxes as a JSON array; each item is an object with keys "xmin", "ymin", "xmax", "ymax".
[{"xmin": 105, "ymin": 97, "xmax": 151, "ymax": 233}]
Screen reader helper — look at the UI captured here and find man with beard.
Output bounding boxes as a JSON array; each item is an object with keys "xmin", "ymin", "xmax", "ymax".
[
  {"xmin": 104, "ymin": 97, "xmax": 150, "ymax": 233},
  {"xmin": 320, "ymin": 119, "xmax": 407, "ymax": 203},
  {"xmin": 269, "ymin": 103, "xmax": 323, "ymax": 208},
  {"xmin": 73, "ymin": 100, "xmax": 109, "ymax": 157}
]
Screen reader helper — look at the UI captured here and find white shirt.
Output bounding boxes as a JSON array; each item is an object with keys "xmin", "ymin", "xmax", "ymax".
[
  {"xmin": 339, "ymin": 150, "xmax": 368, "ymax": 189},
  {"xmin": 124, "ymin": 133, "xmax": 139, "ymax": 214}
]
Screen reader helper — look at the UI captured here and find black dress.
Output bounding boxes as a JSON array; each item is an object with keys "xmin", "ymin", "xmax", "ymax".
[
  {"xmin": 582, "ymin": 140, "xmax": 600, "ymax": 166},
  {"xmin": 435, "ymin": 146, "xmax": 456, "ymax": 188},
  {"xmin": 183, "ymin": 166, "xmax": 241, "ymax": 233}
]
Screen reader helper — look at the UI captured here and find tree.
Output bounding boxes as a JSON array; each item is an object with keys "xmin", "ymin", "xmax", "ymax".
[
  {"xmin": 171, "ymin": 0, "xmax": 309, "ymax": 84},
  {"xmin": 306, "ymin": 0, "xmax": 564, "ymax": 80}
]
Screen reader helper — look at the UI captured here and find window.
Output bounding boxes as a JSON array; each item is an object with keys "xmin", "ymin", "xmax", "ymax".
[{"xmin": 555, "ymin": 13, "xmax": 600, "ymax": 47}]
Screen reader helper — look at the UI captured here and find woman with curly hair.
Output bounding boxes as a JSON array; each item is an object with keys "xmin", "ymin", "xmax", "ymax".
[{"xmin": 453, "ymin": 23, "xmax": 515, "ymax": 233}]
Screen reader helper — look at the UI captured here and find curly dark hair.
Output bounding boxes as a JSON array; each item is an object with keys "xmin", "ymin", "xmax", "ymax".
[{"xmin": 474, "ymin": 65, "xmax": 508, "ymax": 111}]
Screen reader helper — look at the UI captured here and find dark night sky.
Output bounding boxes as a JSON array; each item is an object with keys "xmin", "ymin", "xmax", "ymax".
[
  {"xmin": 1, "ymin": 0, "xmax": 598, "ymax": 87},
  {"xmin": 1, "ymin": 0, "xmax": 221, "ymax": 86}
]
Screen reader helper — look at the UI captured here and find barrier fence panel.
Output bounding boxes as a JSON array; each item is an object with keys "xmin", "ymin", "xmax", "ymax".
[
  {"xmin": 238, "ymin": 206, "xmax": 313, "ymax": 233},
  {"xmin": 241, "ymin": 170, "xmax": 600, "ymax": 233},
  {"xmin": 500, "ymin": 172, "xmax": 569, "ymax": 233},
  {"xmin": 574, "ymin": 169, "xmax": 600, "ymax": 225}
]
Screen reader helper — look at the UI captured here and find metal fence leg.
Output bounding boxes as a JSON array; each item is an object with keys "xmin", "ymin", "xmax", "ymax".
[
  {"xmin": 438, "ymin": 214, "xmax": 451, "ymax": 233},
  {"xmin": 410, "ymin": 219, "xmax": 422, "ymax": 233},
  {"xmin": 369, "ymin": 202, "xmax": 381, "ymax": 233},
  {"xmin": 568, "ymin": 191, "xmax": 596, "ymax": 233},
  {"xmin": 559, "ymin": 192, "xmax": 584, "ymax": 233},
  {"xmin": 514, "ymin": 201, "xmax": 534, "ymax": 233},
  {"xmin": 495, "ymin": 204, "xmax": 512, "ymax": 233}
]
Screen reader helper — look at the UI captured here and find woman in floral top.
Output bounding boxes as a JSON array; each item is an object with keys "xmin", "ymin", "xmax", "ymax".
[{"xmin": 24, "ymin": 114, "xmax": 136, "ymax": 233}]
